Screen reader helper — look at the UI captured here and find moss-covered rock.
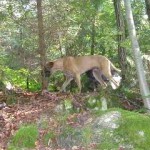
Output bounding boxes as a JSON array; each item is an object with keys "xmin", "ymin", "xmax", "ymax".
[{"xmin": 54, "ymin": 108, "xmax": 150, "ymax": 149}]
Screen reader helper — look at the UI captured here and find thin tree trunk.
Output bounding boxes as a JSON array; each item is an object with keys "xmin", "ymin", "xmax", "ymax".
[
  {"xmin": 36, "ymin": 0, "xmax": 48, "ymax": 90},
  {"xmin": 91, "ymin": 17, "xmax": 95, "ymax": 55},
  {"xmin": 58, "ymin": 32, "xmax": 63, "ymax": 57},
  {"xmin": 124, "ymin": 0, "xmax": 150, "ymax": 110},
  {"xmin": 26, "ymin": 76, "xmax": 29, "ymax": 90},
  {"xmin": 113, "ymin": 0, "xmax": 127, "ymax": 81},
  {"xmin": 145, "ymin": 0, "xmax": 150, "ymax": 21}
]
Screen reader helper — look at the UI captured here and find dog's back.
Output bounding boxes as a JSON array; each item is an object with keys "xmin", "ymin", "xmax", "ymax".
[{"xmin": 73, "ymin": 55, "xmax": 107, "ymax": 74}]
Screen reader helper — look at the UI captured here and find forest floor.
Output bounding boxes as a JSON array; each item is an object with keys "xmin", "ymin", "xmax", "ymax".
[
  {"xmin": 0, "ymin": 90, "xmax": 143, "ymax": 150},
  {"xmin": 0, "ymin": 91, "xmax": 100, "ymax": 150}
]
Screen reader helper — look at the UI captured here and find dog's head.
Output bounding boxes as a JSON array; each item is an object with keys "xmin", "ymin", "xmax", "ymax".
[{"xmin": 42, "ymin": 62, "xmax": 54, "ymax": 77}]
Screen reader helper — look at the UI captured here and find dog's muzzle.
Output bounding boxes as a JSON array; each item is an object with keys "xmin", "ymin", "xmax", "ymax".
[{"xmin": 41, "ymin": 68, "xmax": 51, "ymax": 77}]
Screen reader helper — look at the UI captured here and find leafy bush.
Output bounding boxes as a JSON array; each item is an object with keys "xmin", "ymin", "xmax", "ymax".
[{"xmin": 1, "ymin": 66, "xmax": 41, "ymax": 91}]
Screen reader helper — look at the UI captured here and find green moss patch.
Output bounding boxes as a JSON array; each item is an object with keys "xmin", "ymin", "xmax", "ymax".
[
  {"xmin": 116, "ymin": 109, "xmax": 150, "ymax": 149},
  {"xmin": 96, "ymin": 108, "xmax": 150, "ymax": 149},
  {"xmin": 8, "ymin": 124, "xmax": 38, "ymax": 149}
]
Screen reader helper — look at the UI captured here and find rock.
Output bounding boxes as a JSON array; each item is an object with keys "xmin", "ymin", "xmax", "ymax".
[
  {"xmin": 55, "ymin": 111, "xmax": 121, "ymax": 149},
  {"xmin": 92, "ymin": 111, "xmax": 121, "ymax": 129},
  {"xmin": 91, "ymin": 111, "xmax": 121, "ymax": 143}
]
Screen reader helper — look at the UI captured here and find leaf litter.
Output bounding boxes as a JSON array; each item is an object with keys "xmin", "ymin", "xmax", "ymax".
[{"xmin": 0, "ymin": 91, "xmax": 96, "ymax": 150}]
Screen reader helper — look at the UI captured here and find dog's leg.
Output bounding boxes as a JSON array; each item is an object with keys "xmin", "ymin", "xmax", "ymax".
[
  {"xmin": 104, "ymin": 72, "xmax": 120, "ymax": 88},
  {"xmin": 75, "ymin": 74, "xmax": 82, "ymax": 93},
  {"xmin": 102, "ymin": 63, "xmax": 120, "ymax": 88},
  {"xmin": 60, "ymin": 76, "xmax": 73, "ymax": 92},
  {"xmin": 92, "ymin": 69, "xmax": 107, "ymax": 88}
]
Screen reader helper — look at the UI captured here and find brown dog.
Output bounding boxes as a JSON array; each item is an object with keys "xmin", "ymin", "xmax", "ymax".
[{"xmin": 44, "ymin": 55, "xmax": 121, "ymax": 93}]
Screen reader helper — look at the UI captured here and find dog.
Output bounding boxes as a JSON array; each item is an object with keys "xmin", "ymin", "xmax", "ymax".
[{"xmin": 43, "ymin": 55, "xmax": 121, "ymax": 93}]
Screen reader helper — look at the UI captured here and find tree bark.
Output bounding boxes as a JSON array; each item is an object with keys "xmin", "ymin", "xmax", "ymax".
[
  {"xmin": 124, "ymin": 0, "xmax": 150, "ymax": 110},
  {"xmin": 36, "ymin": 0, "xmax": 48, "ymax": 90},
  {"xmin": 145, "ymin": 0, "xmax": 150, "ymax": 21},
  {"xmin": 113, "ymin": 0, "xmax": 127, "ymax": 81},
  {"xmin": 91, "ymin": 17, "xmax": 96, "ymax": 55},
  {"xmin": 58, "ymin": 32, "xmax": 63, "ymax": 57}
]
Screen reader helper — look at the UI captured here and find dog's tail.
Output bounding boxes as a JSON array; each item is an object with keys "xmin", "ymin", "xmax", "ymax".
[{"xmin": 110, "ymin": 62, "xmax": 121, "ymax": 73}]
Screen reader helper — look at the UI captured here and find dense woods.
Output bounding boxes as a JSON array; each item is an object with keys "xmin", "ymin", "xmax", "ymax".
[
  {"xmin": 0, "ymin": 0, "xmax": 149, "ymax": 103},
  {"xmin": 0, "ymin": 0, "xmax": 150, "ymax": 149}
]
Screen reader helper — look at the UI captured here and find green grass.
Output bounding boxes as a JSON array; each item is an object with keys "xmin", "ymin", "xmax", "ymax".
[
  {"xmin": 8, "ymin": 124, "xmax": 38, "ymax": 149},
  {"xmin": 44, "ymin": 131, "xmax": 56, "ymax": 145}
]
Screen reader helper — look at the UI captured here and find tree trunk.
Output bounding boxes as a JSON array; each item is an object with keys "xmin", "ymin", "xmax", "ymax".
[
  {"xmin": 124, "ymin": 0, "xmax": 150, "ymax": 110},
  {"xmin": 145, "ymin": 0, "xmax": 150, "ymax": 21},
  {"xmin": 26, "ymin": 76, "xmax": 29, "ymax": 90},
  {"xmin": 36, "ymin": 0, "xmax": 48, "ymax": 90},
  {"xmin": 58, "ymin": 31, "xmax": 64, "ymax": 57},
  {"xmin": 113, "ymin": 0, "xmax": 127, "ymax": 81},
  {"xmin": 91, "ymin": 17, "xmax": 96, "ymax": 55}
]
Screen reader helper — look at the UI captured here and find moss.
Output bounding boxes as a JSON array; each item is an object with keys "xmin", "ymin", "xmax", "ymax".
[
  {"xmin": 115, "ymin": 109, "xmax": 150, "ymax": 149},
  {"xmin": 8, "ymin": 124, "xmax": 38, "ymax": 149},
  {"xmin": 95, "ymin": 108, "xmax": 150, "ymax": 149}
]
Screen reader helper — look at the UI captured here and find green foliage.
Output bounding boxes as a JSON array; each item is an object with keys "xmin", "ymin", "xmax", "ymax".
[
  {"xmin": 0, "ymin": 80, "xmax": 5, "ymax": 91},
  {"xmin": 8, "ymin": 124, "xmax": 38, "ymax": 149},
  {"xmin": 139, "ymin": 27, "xmax": 150, "ymax": 53},
  {"xmin": 0, "ymin": 65, "xmax": 41, "ymax": 91},
  {"xmin": 4, "ymin": 67, "xmax": 28, "ymax": 89},
  {"xmin": 0, "ymin": 0, "xmax": 149, "ymax": 97}
]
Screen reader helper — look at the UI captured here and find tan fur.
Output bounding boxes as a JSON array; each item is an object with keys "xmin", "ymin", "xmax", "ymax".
[{"xmin": 45, "ymin": 55, "xmax": 121, "ymax": 93}]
